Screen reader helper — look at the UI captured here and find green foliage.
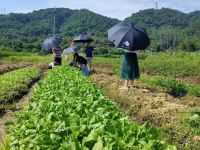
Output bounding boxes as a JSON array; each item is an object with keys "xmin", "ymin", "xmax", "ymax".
[
  {"xmin": 0, "ymin": 8, "xmax": 119, "ymax": 51},
  {"xmin": 0, "ymin": 50, "xmax": 52, "ymax": 63},
  {"xmin": 125, "ymin": 8, "xmax": 200, "ymax": 51},
  {"xmin": 125, "ymin": 8, "xmax": 189, "ymax": 29},
  {"xmin": 140, "ymin": 75, "xmax": 200, "ymax": 97},
  {"xmin": 180, "ymin": 38, "xmax": 200, "ymax": 51},
  {"xmin": 8, "ymin": 67, "xmax": 174, "ymax": 149},
  {"xmin": 94, "ymin": 47, "xmax": 122, "ymax": 55},
  {"xmin": 1, "ymin": 8, "xmax": 200, "ymax": 51},
  {"xmin": 140, "ymin": 52, "xmax": 200, "ymax": 78},
  {"xmin": 93, "ymin": 57, "xmax": 121, "ymax": 74},
  {"xmin": 187, "ymin": 108, "xmax": 200, "ymax": 134},
  {"xmin": 140, "ymin": 76, "xmax": 187, "ymax": 97},
  {"xmin": 93, "ymin": 52, "xmax": 200, "ymax": 97},
  {"xmin": 0, "ymin": 67, "xmax": 41, "ymax": 110},
  {"xmin": 60, "ymin": 9, "xmax": 119, "ymax": 37}
]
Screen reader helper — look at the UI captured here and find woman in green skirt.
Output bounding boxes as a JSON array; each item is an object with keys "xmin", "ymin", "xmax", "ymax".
[{"xmin": 120, "ymin": 50, "xmax": 140, "ymax": 90}]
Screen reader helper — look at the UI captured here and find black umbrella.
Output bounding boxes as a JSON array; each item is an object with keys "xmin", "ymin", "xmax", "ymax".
[
  {"xmin": 42, "ymin": 36, "xmax": 62, "ymax": 51},
  {"xmin": 73, "ymin": 34, "xmax": 93, "ymax": 43},
  {"xmin": 108, "ymin": 22, "xmax": 150, "ymax": 51}
]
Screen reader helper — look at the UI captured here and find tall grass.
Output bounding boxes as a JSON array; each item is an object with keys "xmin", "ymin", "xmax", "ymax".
[
  {"xmin": 93, "ymin": 57, "xmax": 121, "ymax": 73},
  {"xmin": 93, "ymin": 51, "xmax": 200, "ymax": 97},
  {"xmin": 0, "ymin": 50, "xmax": 52, "ymax": 63},
  {"xmin": 140, "ymin": 75, "xmax": 200, "ymax": 97},
  {"xmin": 140, "ymin": 52, "xmax": 200, "ymax": 78}
]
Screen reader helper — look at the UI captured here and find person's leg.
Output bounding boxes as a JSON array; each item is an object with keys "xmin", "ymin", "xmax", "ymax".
[
  {"xmin": 54, "ymin": 57, "xmax": 58, "ymax": 66},
  {"xmin": 48, "ymin": 62, "xmax": 53, "ymax": 69},
  {"xmin": 82, "ymin": 64, "xmax": 89, "ymax": 76},
  {"xmin": 119, "ymin": 80, "xmax": 128, "ymax": 90},
  {"xmin": 58, "ymin": 57, "xmax": 62, "ymax": 66},
  {"xmin": 125, "ymin": 80, "xmax": 128, "ymax": 88},
  {"xmin": 87, "ymin": 57, "xmax": 92, "ymax": 70},
  {"xmin": 129, "ymin": 80, "xmax": 134, "ymax": 88},
  {"xmin": 89, "ymin": 63, "xmax": 92, "ymax": 70},
  {"xmin": 90, "ymin": 57, "xmax": 93, "ymax": 70}
]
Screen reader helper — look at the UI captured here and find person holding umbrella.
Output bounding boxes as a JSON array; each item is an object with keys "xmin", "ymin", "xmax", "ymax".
[
  {"xmin": 73, "ymin": 34, "xmax": 94, "ymax": 70},
  {"xmin": 73, "ymin": 53, "xmax": 89, "ymax": 76},
  {"xmin": 108, "ymin": 22, "xmax": 150, "ymax": 90},
  {"xmin": 52, "ymin": 45, "xmax": 62, "ymax": 66},
  {"xmin": 42, "ymin": 36, "xmax": 62, "ymax": 68},
  {"xmin": 62, "ymin": 45, "xmax": 81, "ymax": 66},
  {"xmin": 85, "ymin": 42, "xmax": 94, "ymax": 70},
  {"xmin": 120, "ymin": 50, "xmax": 140, "ymax": 90}
]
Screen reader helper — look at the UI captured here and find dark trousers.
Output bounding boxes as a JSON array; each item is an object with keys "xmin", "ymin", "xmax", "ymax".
[{"xmin": 54, "ymin": 57, "xmax": 62, "ymax": 66}]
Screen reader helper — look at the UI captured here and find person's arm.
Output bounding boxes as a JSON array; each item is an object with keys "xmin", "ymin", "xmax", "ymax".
[
  {"xmin": 59, "ymin": 46, "xmax": 62, "ymax": 52},
  {"xmin": 52, "ymin": 48, "xmax": 55, "ymax": 53}
]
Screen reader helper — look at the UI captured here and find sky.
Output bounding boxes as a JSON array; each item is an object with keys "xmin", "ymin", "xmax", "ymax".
[{"xmin": 0, "ymin": 0, "xmax": 200, "ymax": 20}]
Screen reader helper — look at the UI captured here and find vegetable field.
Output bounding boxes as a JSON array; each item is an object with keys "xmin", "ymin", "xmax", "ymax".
[
  {"xmin": 0, "ymin": 51, "xmax": 199, "ymax": 149},
  {"xmin": 0, "ymin": 50, "xmax": 52, "ymax": 63},
  {"xmin": 7, "ymin": 67, "xmax": 175, "ymax": 149},
  {"xmin": 0, "ymin": 67, "xmax": 41, "ymax": 111},
  {"xmin": 0, "ymin": 61, "xmax": 33, "ymax": 75},
  {"xmin": 93, "ymin": 52, "xmax": 200, "ymax": 97},
  {"xmin": 91, "ymin": 52, "xmax": 200, "ymax": 149}
]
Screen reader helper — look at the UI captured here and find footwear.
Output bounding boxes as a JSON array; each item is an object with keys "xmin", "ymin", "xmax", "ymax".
[
  {"xmin": 119, "ymin": 86, "xmax": 129, "ymax": 90},
  {"xmin": 129, "ymin": 84, "xmax": 138, "ymax": 88}
]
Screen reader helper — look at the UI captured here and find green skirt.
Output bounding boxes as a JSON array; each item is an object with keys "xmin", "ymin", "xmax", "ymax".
[{"xmin": 121, "ymin": 52, "xmax": 140, "ymax": 80}]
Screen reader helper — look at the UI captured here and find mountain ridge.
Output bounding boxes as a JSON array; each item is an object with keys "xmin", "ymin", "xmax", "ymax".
[{"xmin": 0, "ymin": 7, "xmax": 199, "ymax": 51}]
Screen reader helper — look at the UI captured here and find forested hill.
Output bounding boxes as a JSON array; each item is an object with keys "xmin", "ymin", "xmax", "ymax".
[
  {"xmin": 0, "ymin": 8, "xmax": 119, "ymax": 50},
  {"xmin": 125, "ymin": 8, "xmax": 200, "ymax": 51},
  {"xmin": 0, "ymin": 8, "xmax": 200, "ymax": 51},
  {"xmin": 125, "ymin": 8, "xmax": 200, "ymax": 29},
  {"xmin": 0, "ymin": 8, "xmax": 119, "ymax": 38}
]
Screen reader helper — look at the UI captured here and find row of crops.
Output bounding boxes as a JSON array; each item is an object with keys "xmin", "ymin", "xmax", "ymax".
[
  {"xmin": 0, "ymin": 67, "xmax": 41, "ymax": 111},
  {"xmin": 0, "ymin": 61, "xmax": 32, "ymax": 75},
  {"xmin": 140, "ymin": 75, "xmax": 200, "ymax": 97},
  {"xmin": 0, "ymin": 50, "xmax": 52, "ymax": 63},
  {"xmin": 7, "ymin": 67, "xmax": 175, "ymax": 149}
]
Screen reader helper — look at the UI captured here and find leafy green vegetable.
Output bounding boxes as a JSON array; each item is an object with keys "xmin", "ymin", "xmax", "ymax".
[
  {"xmin": 8, "ymin": 67, "xmax": 175, "ymax": 149},
  {"xmin": 0, "ymin": 67, "xmax": 41, "ymax": 110}
]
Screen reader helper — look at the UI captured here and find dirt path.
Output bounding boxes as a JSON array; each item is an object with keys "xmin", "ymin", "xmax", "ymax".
[
  {"xmin": 90, "ymin": 67, "xmax": 200, "ymax": 149},
  {"xmin": 0, "ymin": 82, "xmax": 38, "ymax": 148},
  {"xmin": 0, "ymin": 69, "xmax": 48, "ymax": 148}
]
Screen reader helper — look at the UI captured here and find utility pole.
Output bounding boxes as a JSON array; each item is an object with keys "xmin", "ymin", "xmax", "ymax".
[
  {"xmin": 0, "ymin": 8, "xmax": 5, "ymax": 14},
  {"xmin": 53, "ymin": 7, "xmax": 56, "ymax": 36},
  {"xmin": 47, "ymin": 7, "xmax": 56, "ymax": 37},
  {"xmin": 155, "ymin": 1, "xmax": 158, "ymax": 9}
]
